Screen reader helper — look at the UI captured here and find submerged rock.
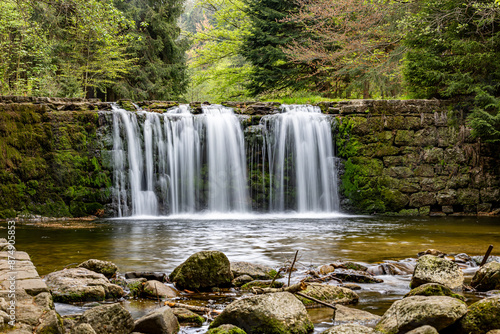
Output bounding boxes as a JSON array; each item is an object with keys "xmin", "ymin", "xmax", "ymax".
[
  {"xmin": 45, "ymin": 268, "xmax": 125, "ymax": 302},
  {"xmin": 410, "ymin": 255, "xmax": 464, "ymax": 290},
  {"xmin": 240, "ymin": 280, "xmax": 284, "ymax": 290},
  {"xmin": 334, "ymin": 305, "xmax": 381, "ymax": 323},
  {"xmin": 322, "ymin": 323, "xmax": 381, "ymax": 334},
  {"xmin": 459, "ymin": 296, "xmax": 500, "ymax": 334},
  {"xmin": 169, "ymin": 251, "xmax": 233, "ymax": 290},
  {"xmin": 404, "ymin": 283, "xmax": 465, "ymax": 301},
  {"xmin": 297, "ymin": 283, "xmax": 359, "ymax": 307},
  {"xmin": 209, "ymin": 292, "xmax": 313, "ymax": 334},
  {"xmin": 78, "ymin": 259, "xmax": 118, "ymax": 279},
  {"xmin": 79, "ymin": 303, "xmax": 134, "ymax": 334},
  {"xmin": 374, "ymin": 296, "xmax": 467, "ymax": 333},
  {"xmin": 332, "ymin": 269, "xmax": 383, "ymax": 284},
  {"xmin": 134, "ymin": 306, "xmax": 180, "ymax": 334},
  {"xmin": 232, "ymin": 274, "xmax": 253, "ymax": 287},
  {"xmin": 471, "ymin": 261, "xmax": 500, "ymax": 291},
  {"xmin": 231, "ymin": 262, "xmax": 275, "ymax": 280}
]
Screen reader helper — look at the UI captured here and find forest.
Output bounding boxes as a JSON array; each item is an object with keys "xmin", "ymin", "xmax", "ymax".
[{"xmin": 0, "ymin": 0, "xmax": 499, "ymax": 141}]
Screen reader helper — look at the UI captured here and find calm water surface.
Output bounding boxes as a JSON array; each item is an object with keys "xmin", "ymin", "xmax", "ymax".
[{"xmin": 7, "ymin": 214, "xmax": 500, "ymax": 275}]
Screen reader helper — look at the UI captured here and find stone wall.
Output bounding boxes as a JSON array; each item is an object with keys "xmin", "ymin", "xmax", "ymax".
[{"xmin": 0, "ymin": 97, "xmax": 498, "ymax": 217}]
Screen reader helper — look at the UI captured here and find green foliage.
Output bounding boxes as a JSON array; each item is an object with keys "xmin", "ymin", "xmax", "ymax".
[
  {"xmin": 403, "ymin": 0, "xmax": 500, "ymax": 141},
  {"xmin": 241, "ymin": 0, "xmax": 314, "ymax": 96},
  {"xmin": 113, "ymin": 0, "xmax": 189, "ymax": 100}
]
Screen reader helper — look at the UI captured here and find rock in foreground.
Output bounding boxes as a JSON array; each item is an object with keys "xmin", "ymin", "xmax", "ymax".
[
  {"xmin": 459, "ymin": 296, "xmax": 500, "ymax": 334},
  {"xmin": 209, "ymin": 292, "xmax": 313, "ymax": 334},
  {"xmin": 322, "ymin": 323, "xmax": 381, "ymax": 334},
  {"xmin": 134, "ymin": 306, "xmax": 180, "ymax": 334},
  {"xmin": 410, "ymin": 255, "xmax": 464, "ymax": 290},
  {"xmin": 374, "ymin": 296, "xmax": 467, "ymax": 333},
  {"xmin": 169, "ymin": 251, "xmax": 233, "ymax": 290},
  {"xmin": 79, "ymin": 303, "xmax": 134, "ymax": 334}
]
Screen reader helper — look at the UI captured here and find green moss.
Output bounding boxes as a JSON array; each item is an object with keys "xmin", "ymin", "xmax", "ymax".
[
  {"xmin": 460, "ymin": 297, "xmax": 500, "ymax": 334},
  {"xmin": 207, "ymin": 326, "xmax": 247, "ymax": 334},
  {"xmin": 405, "ymin": 283, "xmax": 466, "ymax": 301},
  {"xmin": 127, "ymin": 280, "xmax": 144, "ymax": 298}
]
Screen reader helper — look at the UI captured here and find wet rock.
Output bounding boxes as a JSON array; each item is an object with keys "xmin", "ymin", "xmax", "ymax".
[
  {"xmin": 417, "ymin": 249, "xmax": 445, "ymax": 258},
  {"xmin": 471, "ymin": 261, "xmax": 500, "ymax": 291},
  {"xmin": 342, "ymin": 283, "xmax": 361, "ymax": 290},
  {"xmin": 367, "ymin": 262, "xmax": 414, "ymax": 276},
  {"xmin": 322, "ymin": 323, "xmax": 381, "ymax": 333},
  {"xmin": 80, "ymin": 303, "xmax": 134, "ymax": 334},
  {"xmin": 73, "ymin": 323, "xmax": 97, "ymax": 334},
  {"xmin": 78, "ymin": 259, "xmax": 118, "ymax": 279},
  {"xmin": 405, "ymin": 326, "xmax": 438, "ymax": 334},
  {"xmin": 240, "ymin": 280, "xmax": 284, "ymax": 290},
  {"xmin": 34, "ymin": 310, "xmax": 63, "ymax": 334},
  {"xmin": 207, "ymin": 324, "xmax": 247, "ymax": 334},
  {"xmin": 332, "ymin": 269, "xmax": 383, "ymax": 283},
  {"xmin": 45, "ymin": 268, "xmax": 125, "ymax": 302},
  {"xmin": 134, "ymin": 306, "xmax": 180, "ymax": 334},
  {"xmin": 298, "ymin": 283, "xmax": 359, "ymax": 307},
  {"xmin": 374, "ymin": 296, "xmax": 467, "ymax": 333},
  {"xmin": 169, "ymin": 251, "xmax": 233, "ymax": 290},
  {"xmin": 125, "ymin": 272, "xmax": 167, "ymax": 282},
  {"xmin": 142, "ymin": 280, "xmax": 179, "ymax": 299},
  {"xmin": 459, "ymin": 296, "xmax": 500, "ymax": 334},
  {"xmin": 231, "ymin": 262, "xmax": 275, "ymax": 280},
  {"xmin": 209, "ymin": 291, "xmax": 313, "ymax": 334},
  {"xmin": 320, "ymin": 262, "xmax": 367, "ymax": 275},
  {"xmin": 404, "ymin": 283, "xmax": 466, "ymax": 301},
  {"xmin": 334, "ymin": 305, "xmax": 381, "ymax": 323},
  {"xmin": 232, "ymin": 274, "xmax": 253, "ymax": 287},
  {"xmin": 171, "ymin": 308, "xmax": 204, "ymax": 326},
  {"xmin": 410, "ymin": 255, "xmax": 464, "ymax": 290}
]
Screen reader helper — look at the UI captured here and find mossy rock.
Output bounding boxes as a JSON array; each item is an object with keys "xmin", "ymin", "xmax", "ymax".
[
  {"xmin": 297, "ymin": 283, "xmax": 359, "ymax": 307},
  {"xmin": 410, "ymin": 255, "xmax": 464, "ymax": 290},
  {"xmin": 240, "ymin": 280, "xmax": 284, "ymax": 290},
  {"xmin": 459, "ymin": 296, "xmax": 500, "ymax": 334},
  {"xmin": 207, "ymin": 324, "xmax": 247, "ymax": 334},
  {"xmin": 77, "ymin": 259, "xmax": 118, "ymax": 279},
  {"xmin": 172, "ymin": 307, "xmax": 204, "ymax": 326},
  {"xmin": 404, "ymin": 283, "xmax": 465, "ymax": 302},
  {"xmin": 471, "ymin": 261, "xmax": 500, "ymax": 291},
  {"xmin": 169, "ymin": 251, "xmax": 233, "ymax": 290}
]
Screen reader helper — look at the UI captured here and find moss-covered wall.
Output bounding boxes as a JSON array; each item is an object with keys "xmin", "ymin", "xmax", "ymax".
[
  {"xmin": 0, "ymin": 96, "xmax": 112, "ymax": 218},
  {"xmin": 1, "ymin": 97, "xmax": 498, "ymax": 218}
]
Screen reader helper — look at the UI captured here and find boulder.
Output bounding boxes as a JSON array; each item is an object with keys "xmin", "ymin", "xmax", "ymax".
[
  {"xmin": 142, "ymin": 280, "xmax": 179, "ymax": 299},
  {"xmin": 374, "ymin": 296, "xmax": 467, "ymax": 333},
  {"xmin": 334, "ymin": 305, "xmax": 381, "ymax": 323},
  {"xmin": 405, "ymin": 326, "xmax": 438, "ymax": 334},
  {"xmin": 331, "ymin": 269, "xmax": 383, "ymax": 283},
  {"xmin": 404, "ymin": 283, "xmax": 465, "ymax": 301},
  {"xmin": 471, "ymin": 261, "xmax": 500, "ymax": 291},
  {"xmin": 207, "ymin": 324, "xmax": 247, "ymax": 334},
  {"xmin": 209, "ymin": 292, "xmax": 313, "ymax": 334},
  {"xmin": 171, "ymin": 308, "xmax": 204, "ymax": 326},
  {"xmin": 410, "ymin": 255, "xmax": 464, "ymax": 290},
  {"xmin": 45, "ymin": 268, "xmax": 125, "ymax": 302},
  {"xmin": 322, "ymin": 323, "xmax": 381, "ymax": 334},
  {"xmin": 34, "ymin": 310, "xmax": 63, "ymax": 334},
  {"xmin": 80, "ymin": 303, "xmax": 134, "ymax": 334},
  {"xmin": 296, "ymin": 283, "xmax": 359, "ymax": 307},
  {"xmin": 134, "ymin": 306, "xmax": 180, "ymax": 334},
  {"xmin": 78, "ymin": 259, "xmax": 118, "ymax": 278},
  {"xmin": 459, "ymin": 296, "xmax": 500, "ymax": 334},
  {"xmin": 231, "ymin": 262, "xmax": 275, "ymax": 280},
  {"xmin": 169, "ymin": 251, "xmax": 233, "ymax": 290}
]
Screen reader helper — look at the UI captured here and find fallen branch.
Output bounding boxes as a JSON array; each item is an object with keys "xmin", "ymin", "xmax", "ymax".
[
  {"xmin": 164, "ymin": 301, "xmax": 222, "ymax": 315},
  {"xmin": 295, "ymin": 292, "xmax": 337, "ymax": 311},
  {"xmin": 288, "ymin": 250, "xmax": 299, "ymax": 286},
  {"xmin": 252, "ymin": 282, "xmax": 307, "ymax": 295}
]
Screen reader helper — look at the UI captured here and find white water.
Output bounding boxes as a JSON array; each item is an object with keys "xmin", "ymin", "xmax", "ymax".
[{"xmin": 263, "ymin": 105, "xmax": 339, "ymax": 212}]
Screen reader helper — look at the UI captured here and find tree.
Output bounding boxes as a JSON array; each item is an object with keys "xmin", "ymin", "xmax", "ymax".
[
  {"xmin": 241, "ymin": 0, "xmax": 316, "ymax": 97},
  {"xmin": 282, "ymin": 0, "xmax": 404, "ymax": 99},
  {"xmin": 112, "ymin": 0, "xmax": 189, "ymax": 101},
  {"xmin": 187, "ymin": 0, "xmax": 252, "ymax": 101},
  {"xmin": 403, "ymin": 0, "xmax": 500, "ymax": 142}
]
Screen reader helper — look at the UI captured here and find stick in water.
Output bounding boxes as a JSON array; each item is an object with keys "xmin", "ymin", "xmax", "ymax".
[
  {"xmin": 288, "ymin": 250, "xmax": 299, "ymax": 287},
  {"xmin": 480, "ymin": 245, "xmax": 494, "ymax": 266}
]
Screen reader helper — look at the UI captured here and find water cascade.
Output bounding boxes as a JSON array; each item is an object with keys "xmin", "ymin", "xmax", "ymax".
[
  {"xmin": 262, "ymin": 105, "xmax": 340, "ymax": 213},
  {"xmin": 111, "ymin": 103, "xmax": 339, "ymax": 216}
]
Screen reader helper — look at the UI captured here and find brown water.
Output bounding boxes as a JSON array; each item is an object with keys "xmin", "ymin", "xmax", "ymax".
[{"xmin": 3, "ymin": 214, "xmax": 499, "ymax": 332}]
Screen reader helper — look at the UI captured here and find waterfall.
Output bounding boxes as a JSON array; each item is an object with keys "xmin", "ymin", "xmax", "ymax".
[
  {"xmin": 263, "ymin": 105, "xmax": 339, "ymax": 212},
  {"xmin": 111, "ymin": 104, "xmax": 248, "ymax": 216}
]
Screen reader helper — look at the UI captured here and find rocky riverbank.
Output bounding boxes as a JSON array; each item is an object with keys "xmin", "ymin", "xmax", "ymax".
[{"xmin": 1, "ymin": 241, "xmax": 500, "ymax": 333}]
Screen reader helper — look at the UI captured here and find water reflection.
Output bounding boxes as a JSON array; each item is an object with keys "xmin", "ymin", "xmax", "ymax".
[{"xmin": 10, "ymin": 215, "xmax": 500, "ymax": 276}]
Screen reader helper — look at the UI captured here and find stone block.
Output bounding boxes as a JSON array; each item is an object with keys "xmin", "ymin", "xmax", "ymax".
[
  {"xmin": 414, "ymin": 165, "xmax": 435, "ymax": 177},
  {"xmin": 457, "ymin": 189, "xmax": 480, "ymax": 206},
  {"xmin": 395, "ymin": 130, "xmax": 414, "ymax": 146},
  {"xmin": 410, "ymin": 193, "xmax": 437, "ymax": 208}
]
